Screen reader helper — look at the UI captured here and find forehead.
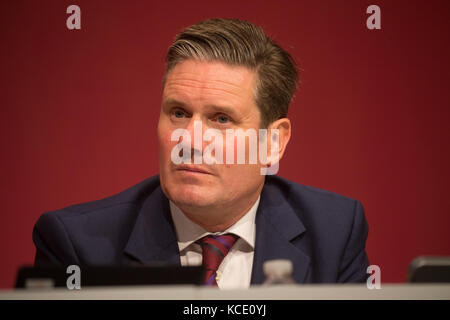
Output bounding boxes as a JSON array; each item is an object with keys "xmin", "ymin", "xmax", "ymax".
[{"xmin": 163, "ymin": 60, "xmax": 257, "ymax": 107}]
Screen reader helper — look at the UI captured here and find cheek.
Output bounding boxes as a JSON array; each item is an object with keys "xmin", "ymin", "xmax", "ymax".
[
  {"xmin": 220, "ymin": 134, "xmax": 263, "ymax": 181},
  {"xmin": 158, "ymin": 125, "xmax": 175, "ymax": 159},
  {"xmin": 218, "ymin": 165, "xmax": 262, "ymax": 200},
  {"xmin": 221, "ymin": 163, "xmax": 262, "ymax": 187},
  {"xmin": 222, "ymin": 135, "xmax": 255, "ymax": 164}
]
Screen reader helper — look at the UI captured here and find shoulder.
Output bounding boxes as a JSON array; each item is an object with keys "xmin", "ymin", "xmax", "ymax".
[
  {"xmin": 34, "ymin": 175, "xmax": 162, "ymax": 231},
  {"xmin": 264, "ymin": 175, "xmax": 361, "ymax": 215},
  {"xmin": 262, "ymin": 175, "xmax": 366, "ymax": 239},
  {"xmin": 262, "ymin": 176, "xmax": 369, "ymax": 282},
  {"xmin": 33, "ymin": 175, "xmax": 164, "ymax": 266}
]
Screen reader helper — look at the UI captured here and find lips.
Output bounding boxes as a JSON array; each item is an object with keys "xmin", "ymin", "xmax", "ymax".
[{"xmin": 175, "ymin": 165, "xmax": 213, "ymax": 175}]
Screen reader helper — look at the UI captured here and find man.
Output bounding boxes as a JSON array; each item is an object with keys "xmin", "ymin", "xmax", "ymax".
[{"xmin": 33, "ymin": 18, "xmax": 369, "ymax": 288}]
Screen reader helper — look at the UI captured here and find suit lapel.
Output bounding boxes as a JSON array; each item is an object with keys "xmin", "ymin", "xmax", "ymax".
[
  {"xmin": 251, "ymin": 180, "xmax": 311, "ymax": 284},
  {"xmin": 123, "ymin": 187, "xmax": 181, "ymax": 266}
]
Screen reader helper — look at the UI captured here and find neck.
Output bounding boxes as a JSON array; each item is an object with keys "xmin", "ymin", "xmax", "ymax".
[{"xmin": 178, "ymin": 191, "xmax": 261, "ymax": 233}]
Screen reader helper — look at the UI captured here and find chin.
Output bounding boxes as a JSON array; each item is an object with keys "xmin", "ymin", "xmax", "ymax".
[{"xmin": 165, "ymin": 183, "xmax": 217, "ymax": 208}]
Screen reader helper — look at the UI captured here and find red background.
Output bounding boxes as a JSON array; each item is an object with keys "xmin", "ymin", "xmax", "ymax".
[{"xmin": 0, "ymin": 0, "xmax": 449, "ymax": 288}]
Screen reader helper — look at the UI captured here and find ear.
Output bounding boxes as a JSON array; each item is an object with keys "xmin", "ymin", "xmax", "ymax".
[{"xmin": 267, "ymin": 117, "xmax": 291, "ymax": 164}]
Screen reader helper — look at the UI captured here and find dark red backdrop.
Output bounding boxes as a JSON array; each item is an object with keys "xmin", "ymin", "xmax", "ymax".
[{"xmin": 0, "ymin": 0, "xmax": 449, "ymax": 288}]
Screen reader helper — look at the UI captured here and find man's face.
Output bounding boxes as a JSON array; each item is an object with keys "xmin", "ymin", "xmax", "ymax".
[{"xmin": 158, "ymin": 59, "xmax": 265, "ymax": 219}]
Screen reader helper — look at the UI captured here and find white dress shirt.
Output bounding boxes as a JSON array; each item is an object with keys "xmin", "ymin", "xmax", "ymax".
[{"xmin": 169, "ymin": 197, "xmax": 260, "ymax": 289}]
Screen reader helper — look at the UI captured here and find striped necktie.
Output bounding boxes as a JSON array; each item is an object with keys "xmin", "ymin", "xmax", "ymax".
[{"xmin": 197, "ymin": 234, "xmax": 239, "ymax": 286}]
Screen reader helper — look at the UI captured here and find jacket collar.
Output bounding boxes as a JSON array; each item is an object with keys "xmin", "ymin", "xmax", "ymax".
[
  {"xmin": 250, "ymin": 180, "xmax": 311, "ymax": 284},
  {"xmin": 123, "ymin": 186, "xmax": 181, "ymax": 266}
]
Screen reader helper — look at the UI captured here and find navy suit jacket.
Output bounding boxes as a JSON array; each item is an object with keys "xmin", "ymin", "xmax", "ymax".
[{"xmin": 33, "ymin": 175, "xmax": 370, "ymax": 284}]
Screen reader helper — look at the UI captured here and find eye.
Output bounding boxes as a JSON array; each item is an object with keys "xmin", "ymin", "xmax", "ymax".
[
  {"xmin": 170, "ymin": 108, "xmax": 191, "ymax": 122},
  {"xmin": 173, "ymin": 110, "xmax": 185, "ymax": 118},
  {"xmin": 216, "ymin": 114, "xmax": 231, "ymax": 124}
]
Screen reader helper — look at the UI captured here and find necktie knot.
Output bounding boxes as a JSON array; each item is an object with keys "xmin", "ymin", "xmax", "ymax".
[{"xmin": 197, "ymin": 234, "xmax": 239, "ymax": 285}]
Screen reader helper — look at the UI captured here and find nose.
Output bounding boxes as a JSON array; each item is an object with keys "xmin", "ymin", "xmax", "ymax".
[
  {"xmin": 179, "ymin": 116, "xmax": 207, "ymax": 163},
  {"xmin": 184, "ymin": 116, "xmax": 201, "ymax": 142}
]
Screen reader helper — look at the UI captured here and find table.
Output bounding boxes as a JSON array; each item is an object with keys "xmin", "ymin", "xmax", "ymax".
[{"xmin": 0, "ymin": 284, "xmax": 449, "ymax": 300}]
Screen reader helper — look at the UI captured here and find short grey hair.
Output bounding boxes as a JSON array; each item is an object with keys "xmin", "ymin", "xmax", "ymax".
[{"xmin": 164, "ymin": 18, "xmax": 299, "ymax": 127}]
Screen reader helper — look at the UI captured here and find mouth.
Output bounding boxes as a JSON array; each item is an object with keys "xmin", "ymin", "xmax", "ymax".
[{"xmin": 175, "ymin": 165, "xmax": 213, "ymax": 175}]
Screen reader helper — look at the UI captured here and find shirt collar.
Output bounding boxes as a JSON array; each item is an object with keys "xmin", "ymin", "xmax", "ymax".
[{"xmin": 169, "ymin": 196, "xmax": 260, "ymax": 252}]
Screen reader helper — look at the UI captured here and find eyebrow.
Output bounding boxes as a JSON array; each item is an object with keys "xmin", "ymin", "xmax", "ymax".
[
  {"xmin": 206, "ymin": 104, "xmax": 239, "ymax": 118},
  {"xmin": 162, "ymin": 98, "xmax": 240, "ymax": 118}
]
